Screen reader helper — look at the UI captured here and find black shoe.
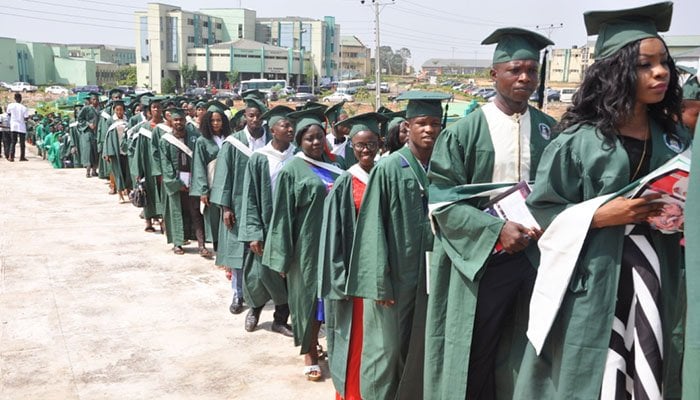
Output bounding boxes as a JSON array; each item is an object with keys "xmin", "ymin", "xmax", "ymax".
[
  {"xmin": 271, "ymin": 322, "xmax": 294, "ymax": 337},
  {"xmin": 244, "ymin": 308, "xmax": 261, "ymax": 332},
  {"xmin": 229, "ymin": 298, "xmax": 244, "ymax": 315},
  {"xmin": 19, "ymin": 158, "xmax": 28, "ymax": 161},
  {"xmin": 91, "ymin": 169, "xmax": 98, "ymax": 177}
]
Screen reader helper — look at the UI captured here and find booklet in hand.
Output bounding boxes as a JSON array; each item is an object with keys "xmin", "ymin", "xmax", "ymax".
[
  {"xmin": 483, "ymin": 180, "xmax": 541, "ymax": 253},
  {"xmin": 627, "ymin": 153, "xmax": 690, "ymax": 234}
]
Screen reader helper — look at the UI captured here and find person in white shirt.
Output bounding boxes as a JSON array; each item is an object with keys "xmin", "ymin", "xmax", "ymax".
[{"xmin": 5, "ymin": 93, "xmax": 30, "ymax": 161}]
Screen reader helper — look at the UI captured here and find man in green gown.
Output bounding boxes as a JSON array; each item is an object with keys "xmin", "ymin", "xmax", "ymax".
[
  {"xmin": 680, "ymin": 69, "xmax": 700, "ymax": 134},
  {"xmin": 77, "ymin": 92, "xmax": 100, "ymax": 178},
  {"xmin": 210, "ymin": 93, "xmax": 269, "ymax": 315},
  {"xmin": 159, "ymin": 107, "xmax": 207, "ymax": 254},
  {"xmin": 345, "ymin": 91, "xmax": 450, "ymax": 400},
  {"xmin": 238, "ymin": 105, "xmax": 295, "ymax": 336},
  {"xmin": 425, "ymin": 28, "xmax": 556, "ymax": 400},
  {"xmin": 97, "ymin": 89, "xmax": 125, "ymax": 185}
]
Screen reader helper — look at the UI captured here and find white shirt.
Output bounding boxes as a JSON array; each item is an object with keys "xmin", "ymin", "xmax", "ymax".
[
  {"xmin": 481, "ymin": 102, "xmax": 532, "ymax": 183},
  {"xmin": 326, "ymin": 132, "xmax": 348, "ymax": 158},
  {"xmin": 7, "ymin": 102, "xmax": 29, "ymax": 133},
  {"xmin": 245, "ymin": 126, "xmax": 267, "ymax": 152}
]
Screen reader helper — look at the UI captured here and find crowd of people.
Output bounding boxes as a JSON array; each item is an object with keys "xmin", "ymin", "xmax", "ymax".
[{"xmin": 3, "ymin": 2, "xmax": 700, "ymax": 399}]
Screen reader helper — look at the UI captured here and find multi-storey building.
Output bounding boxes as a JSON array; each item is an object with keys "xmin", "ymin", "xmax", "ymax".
[{"xmin": 339, "ymin": 36, "xmax": 370, "ymax": 79}]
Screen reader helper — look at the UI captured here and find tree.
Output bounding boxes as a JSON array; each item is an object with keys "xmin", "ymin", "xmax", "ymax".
[
  {"xmin": 115, "ymin": 66, "xmax": 137, "ymax": 87},
  {"xmin": 161, "ymin": 78, "xmax": 175, "ymax": 94},
  {"xmin": 377, "ymin": 46, "xmax": 412, "ymax": 76},
  {"xmin": 226, "ymin": 70, "xmax": 239, "ymax": 86},
  {"xmin": 180, "ymin": 64, "xmax": 198, "ymax": 88}
]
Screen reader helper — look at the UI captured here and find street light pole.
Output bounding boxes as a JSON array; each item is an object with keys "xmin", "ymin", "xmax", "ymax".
[{"xmin": 362, "ymin": 0, "xmax": 395, "ymax": 110}]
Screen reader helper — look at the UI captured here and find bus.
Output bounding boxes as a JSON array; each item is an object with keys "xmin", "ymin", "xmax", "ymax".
[
  {"xmin": 336, "ymin": 79, "xmax": 365, "ymax": 94},
  {"xmin": 239, "ymin": 79, "xmax": 288, "ymax": 95}
]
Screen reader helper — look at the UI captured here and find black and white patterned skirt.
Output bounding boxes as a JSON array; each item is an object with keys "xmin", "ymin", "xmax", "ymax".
[{"xmin": 600, "ymin": 226, "xmax": 663, "ymax": 400}]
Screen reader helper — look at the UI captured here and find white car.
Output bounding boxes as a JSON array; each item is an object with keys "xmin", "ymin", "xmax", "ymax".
[
  {"xmin": 45, "ymin": 85, "xmax": 70, "ymax": 95},
  {"xmin": 560, "ymin": 88, "xmax": 577, "ymax": 103},
  {"xmin": 10, "ymin": 81, "xmax": 38, "ymax": 92},
  {"xmin": 134, "ymin": 87, "xmax": 151, "ymax": 95},
  {"xmin": 323, "ymin": 92, "xmax": 354, "ymax": 103}
]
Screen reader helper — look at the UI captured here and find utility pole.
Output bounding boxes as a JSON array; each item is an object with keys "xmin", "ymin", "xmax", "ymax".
[
  {"xmin": 536, "ymin": 23, "xmax": 563, "ymax": 112},
  {"xmin": 362, "ymin": 0, "xmax": 395, "ymax": 110}
]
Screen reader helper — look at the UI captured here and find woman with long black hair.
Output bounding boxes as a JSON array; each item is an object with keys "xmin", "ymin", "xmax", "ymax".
[
  {"xmin": 515, "ymin": 3, "xmax": 689, "ymax": 399},
  {"xmin": 190, "ymin": 101, "xmax": 231, "ymax": 255}
]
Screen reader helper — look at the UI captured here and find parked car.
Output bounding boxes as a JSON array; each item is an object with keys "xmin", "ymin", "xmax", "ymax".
[
  {"xmin": 116, "ymin": 86, "xmax": 134, "ymax": 96},
  {"xmin": 380, "ymin": 82, "xmax": 390, "ymax": 93},
  {"xmin": 323, "ymin": 92, "xmax": 354, "ymax": 103},
  {"xmin": 475, "ymin": 88, "xmax": 497, "ymax": 99},
  {"xmin": 278, "ymin": 86, "xmax": 296, "ymax": 96},
  {"xmin": 0, "ymin": 81, "xmax": 12, "ymax": 91},
  {"xmin": 45, "ymin": 85, "xmax": 70, "ymax": 95},
  {"xmin": 560, "ymin": 88, "xmax": 577, "ymax": 103},
  {"xmin": 10, "ymin": 81, "xmax": 38, "ymax": 92},
  {"xmin": 185, "ymin": 86, "xmax": 207, "ymax": 97},
  {"xmin": 134, "ymin": 87, "xmax": 151, "ymax": 95},
  {"xmin": 214, "ymin": 89, "xmax": 241, "ymax": 100},
  {"xmin": 72, "ymin": 85, "xmax": 102, "ymax": 94},
  {"xmin": 287, "ymin": 92, "xmax": 318, "ymax": 103},
  {"xmin": 529, "ymin": 88, "xmax": 561, "ymax": 102}
]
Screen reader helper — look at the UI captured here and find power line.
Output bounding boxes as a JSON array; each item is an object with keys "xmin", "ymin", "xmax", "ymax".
[
  {"xmin": 12, "ymin": 5, "xmax": 133, "ymax": 24},
  {"xmin": 25, "ymin": 0, "xmax": 137, "ymax": 17}
]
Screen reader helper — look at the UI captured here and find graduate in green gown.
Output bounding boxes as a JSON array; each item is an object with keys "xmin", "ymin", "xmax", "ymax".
[
  {"xmin": 324, "ymin": 101, "xmax": 353, "ymax": 165},
  {"xmin": 319, "ymin": 112, "xmax": 386, "ymax": 400},
  {"xmin": 345, "ymin": 91, "xmax": 449, "ymax": 400},
  {"xmin": 159, "ymin": 107, "xmax": 208, "ymax": 255},
  {"xmin": 379, "ymin": 109, "xmax": 407, "ymax": 155},
  {"xmin": 102, "ymin": 100, "xmax": 132, "ymax": 202},
  {"xmin": 683, "ymin": 89, "xmax": 700, "ymax": 400},
  {"xmin": 77, "ymin": 92, "xmax": 100, "ymax": 177},
  {"xmin": 190, "ymin": 101, "xmax": 230, "ymax": 250},
  {"xmin": 210, "ymin": 93, "xmax": 270, "ymax": 314},
  {"xmin": 262, "ymin": 106, "xmax": 344, "ymax": 382},
  {"xmin": 680, "ymin": 68, "xmax": 700, "ymax": 135},
  {"xmin": 425, "ymin": 28, "xmax": 555, "ymax": 400},
  {"xmin": 238, "ymin": 105, "xmax": 295, "ymax": 335},
  {"xmin": 514, "ymin": 3, "xmax": 688, "ymax": 398},
  {"xmin": 128, "ymin": 96, "xmax": 166, "ymax": 232},
  {"xmin": 97, "ymin": 89, "xmax": 125, "ymax": 184}
]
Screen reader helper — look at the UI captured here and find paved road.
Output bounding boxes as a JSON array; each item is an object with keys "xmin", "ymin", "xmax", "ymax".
[{"xmin": 0, "ymin": 150, "xmax": 333, "ymax": 399}]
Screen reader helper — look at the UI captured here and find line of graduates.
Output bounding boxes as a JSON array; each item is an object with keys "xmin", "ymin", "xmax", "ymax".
[{"xmin": 25, "ymin": 2, "xmax": 700, "ymax": 398}]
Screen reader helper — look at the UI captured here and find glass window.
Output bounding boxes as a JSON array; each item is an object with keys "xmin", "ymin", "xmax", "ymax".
[
  {"xmin": 140, "ymin": 16, "xmax": 149, "ymax": 62},
  {"xmin": 279, "ymin": 22, "xmax": 294, "ymax": 48},
  {"xmin": 301, "ymin": 23, "xmax": 312, "ymax": 51},
  {"xmin": 166, "ymin": 16, "xmax": 179, "ymax": 63}
]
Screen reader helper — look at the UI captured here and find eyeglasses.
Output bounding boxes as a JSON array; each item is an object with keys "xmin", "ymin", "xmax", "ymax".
[{"xmin": 351, "ymin": 142, "xmax": 379, "ymax": 151}]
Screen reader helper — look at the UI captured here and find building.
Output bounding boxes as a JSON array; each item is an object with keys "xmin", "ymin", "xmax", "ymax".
[
  {"xmin": 255, "ymin": 16, "xmax": 339, "ymax": 82},
  {"xmin": 134, "ymin": 3, "xmax": 341, "ymax": 92},
  {"xmin": 339, "ymin": 35, "xmax": 370, "ymax": 79},
  {"xmin": 0, "ymin": 37, "xmax": 115, "ymax": 87},
  {"xmin": 675, "ymin": 47, "xmax": 700, "ymax": 72},
  {"xmin": 549, "ymin": 35, "xmax": 700, "ymax": 84},
  {"xmin": 66, "ymin": 45, "xmax": 136, "ymax": 66},
  {"xmin": 185, "ymin": 39, "xmax": 311, "ymax": 87},
  {"xmin": 548, "ymin": 45, "xmax": 592, "ymax": 83},
  {"xmin": 421, "ymin": 58, "xmax": 492, "ymax": 76}
]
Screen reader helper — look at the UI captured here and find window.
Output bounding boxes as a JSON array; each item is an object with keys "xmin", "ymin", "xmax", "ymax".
[
  {"xmin": 188, "ymin": 36, "xmax": 194, "ymax": 44},
  {"xmin": 140, "ymin": 16, "xmax": 149, "ymax": 62},
  {"xmin": 187, "ymin": 18, "xmax": 194, "ymax": 25},
  {"xmin": 238, "ymin": 24, "xmax": 243, "ymax": 39},
  {"xmin": 166, "ymin": 16, "xmax": 179, "ymax": 63},
  {"xmin": 203, "ymin": 21, "xmax": 209, "ymax": 28},
  {"xmin": 279, "ymin": 22, "xmax": 294, "ymax": 48},
  {"xmin": 216, "ymin": 23, "xmax": 222, "ymax": 30}
]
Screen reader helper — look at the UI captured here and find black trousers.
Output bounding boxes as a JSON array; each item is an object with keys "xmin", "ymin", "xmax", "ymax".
[
  {"xmin": 251, "ymin": 303, "xmax": 290, "ymax": 325},
  {"xmin": 467, "ymin": 251, "xmax": 536, "ymax": 400},
  {"xmin": 179, "ymin": 190, "xmax": 205, "ymax": 247},
  {"xmin": 2, "ymin": 131, "xmax": 13, "ymax": 158},
  {"xmin": 10, "ymin": 132, "xmax": 26, "ymax": 159}
]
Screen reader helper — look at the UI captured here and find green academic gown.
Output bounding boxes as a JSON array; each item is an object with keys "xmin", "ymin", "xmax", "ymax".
[
  {"xmin": 159, "ymin": 125, "xmax": 201, "ymax": 246},
  {"xmin": 67, "ymin": 122, "xmax": 81, "ymax": 166},
  {"xmin": 210, "ymin": 129, "xmax": 271, "ymax": 269},
  {"xmin": 96, "ymin": 108, "xmax": 112, "ymax": 179},
  {"xmin": 344, "ymin": 145, "xmax": 431, "ymax": 400},
  {"xmin": 77, "ymin": 105, "xmax": 99, "ymax": 167},
  {"xmin": 103, "ymin": 117, "xmax": 131, "ymax": 191},
  {"xmin": 45, "ymin": 132, "xmax": 62, "ymax": 168},
  {"xmin": 262, "ymin": 156, "xmax": 340, "ymax": 354},
  {"xmin": 128, "ymin": 122, "xmax": 163, "ymax": 219},
  {"xmin": 684, "ymin": 121, "xmax": 700, "ymax": 399},
  {"xmin": 238, "ymin": 146, "xmax": 292, "ymax": 308},
  {"xmin": 513, "ymin": 122, "xmax": 688, "ymax": 400},
  {"xmin": 425, "ymin": 106, "xmax": 556, "ymax": 400},
  {"xmin": 190, "ymin": 135, "xmax": 224, "ymax": 244},
  {"xmin": 318, "ymin": 168, "xmax": 367, "ymax": 398}
]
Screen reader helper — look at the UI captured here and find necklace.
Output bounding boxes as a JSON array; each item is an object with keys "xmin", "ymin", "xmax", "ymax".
[{"xmin": 630, "ymin": 125, "xmax": 650, "ymax": 181}]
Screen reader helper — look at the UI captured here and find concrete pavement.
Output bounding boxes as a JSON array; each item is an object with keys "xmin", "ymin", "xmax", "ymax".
[{"xmin": 0, "ymin": 150, "xmax": 333, "ymax": 399}]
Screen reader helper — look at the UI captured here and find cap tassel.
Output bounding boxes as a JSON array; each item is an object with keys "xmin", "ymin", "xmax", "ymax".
[
  {"xmin": 442, "ymin": 103, "xmax": 449, "ymax": 130},
  {"xmin": 536, "ymin": 49, "xmax": 549, "ymax": 110}
]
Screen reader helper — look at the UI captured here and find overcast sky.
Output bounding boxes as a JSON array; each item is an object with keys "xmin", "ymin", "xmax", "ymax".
[{"xmin": 1, "ymin": 0, "xmax": 697, "ymax": 67}]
